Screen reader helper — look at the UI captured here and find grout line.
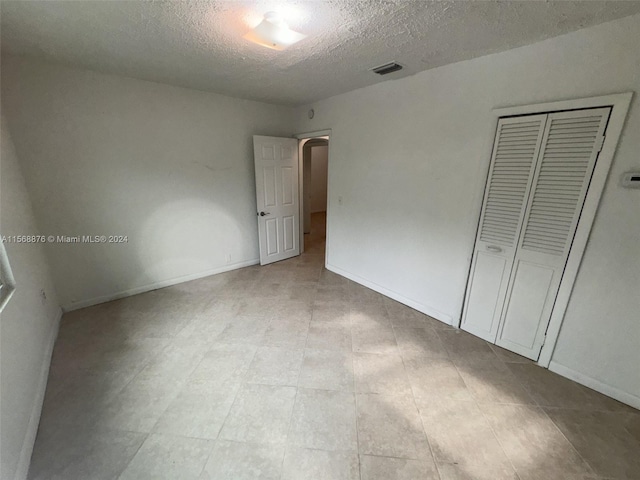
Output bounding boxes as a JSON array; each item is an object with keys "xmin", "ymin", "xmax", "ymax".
[
  {"xmin": 388, "ymin": 306, "xmax": 444, "ymax": 480},
  {"xmin": 211, "ymin": 345, "xmax": 259, "ymax": 443},
  {"xmin": 449, "ymin": 356, "xmax": 523, "ymax": 480},
  {"xmin": 539, "ymin": 407, "xmax": 599, "ymax": 477},
  {"xmin": 279, "ymin": 283, "xmax": 316, "ymax": 477},
  {"xmin": 348, "ymin": 305, "xmax": 364, "ymax": 480},
  {"xmin": 115, "ymin": 431, "xmax": 151, "ymax": 479}
]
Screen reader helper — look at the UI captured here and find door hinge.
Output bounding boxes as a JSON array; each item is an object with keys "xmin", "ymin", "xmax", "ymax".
[{"xmin": 595, "ymin": 135, "xmax": 605, "ymax": 153}]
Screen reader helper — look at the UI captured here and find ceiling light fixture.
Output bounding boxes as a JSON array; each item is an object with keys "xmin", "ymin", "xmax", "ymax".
[{"xmin": 243, "ymin": 11, "xmax": 306, "ymax": 51}]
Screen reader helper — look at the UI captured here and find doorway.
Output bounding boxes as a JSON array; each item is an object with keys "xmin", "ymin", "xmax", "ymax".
[{"xmin": 299, "ymin": 136, "xmax": 329, "ymax": 255}]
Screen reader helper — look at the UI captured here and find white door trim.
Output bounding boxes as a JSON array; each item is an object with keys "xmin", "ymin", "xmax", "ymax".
[
  {"xmin": 295, "ymin": 129, "xmax": 332, "ymax": 266},
  {"xmin": 467, "ymin": 93, "xmax": 632, "ymax": 367},
  {"xmin": 294, "ymin": 129, "xmax": 332, "ymax": 140}
]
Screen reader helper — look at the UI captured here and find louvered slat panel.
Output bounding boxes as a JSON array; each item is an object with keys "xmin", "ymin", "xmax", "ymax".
[
  {"xmin": 479, "ymin": 118, "xmax": 543, "ymax": 246},
  {"xmin": 520, "ymin": 113, "xmax": 604, "ymax": 256}
]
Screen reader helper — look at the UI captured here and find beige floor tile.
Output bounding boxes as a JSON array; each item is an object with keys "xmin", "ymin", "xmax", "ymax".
[
  {"xmin": 97, "ymin": 371, "xmax": 184, "ymax": 433},
  {"xmin": 250, "ymin": 281, "xmax": 291, "ymax": 299},
  {"xmin": 625, "ymin": 412, "xmax": 640, "ymax": 443},
  {"xmin": 404, "ymin": 356, "xmax": 472, "ymax": 401},
  {"xmin": 436, "ymin": 329, "xmax": 498, "ymax": 362},
  {"xmin": 175, "ymin": 315, "xmax": 230, "ymax": 341},
  {"xmin": 454, "ymin": 358, "xmax": 535, "ymax": 405},
  {"xmin": 216, "ymin": 316, "xmax": 269, "ymax": 344},
  {"xmin": 288, "ymin": 388, "xmax": 357, "ymax": 452},
  {"xmin": 353, "ymin": 352, "xmax": 412, "ymax": 395},
  {"xmin": 39, "ymin": 368, "xmax": 73, "ymax": 406},
  {"xmin": 394, "ymin": 326, "xmax": 449, "ymax": 358},
  {"xmin": 481, "ymin": 403, "xmax": 592, "ymax": 480},
  {"xmin": 298, "ymin": 349, "xmax": 354, "ymax": 392},
  {"xmin": 50, "ymin": 334, "xmax": 115, "ymax": 373},
  {"xmin": 306, "ymin": 322, "xmax": 352, "ymax": 351},
  {"xmin": 545, "ymin": 408, "xmax": 640, "ymax": 479},
  {"xmin": 356, "ymin": 393, "xmax": 430, "ymax": 459},
  {"xmin": 315, "ymin": 285, "xmax": 351, "ymax": 304},
  {"xmin": 272, "ymin": 300, "xmax": 313, "ymax": 321},
  {"xmin": 352, "ymin": 324, "xmax": 399, "ymax": 355},
  {"xmin": 189, "ymin": 343, "xmax": 257, "ymax": 384},
  {"xmin": 436, "ymin": 462, "xmax": 519, "ymax": 480},
  {"xmin": 318, "ymin": 270, "xmax": 351, "ymax": 287},
  {"xmin": 219, "ymin": 384, "xmax": 297, "ymax": 445},
  {"xmin": 245, "ymin": 346, "xmax": 304, "ymax": 386},
  {"xmin": 216, "ymin": 279, "xmax": 260, "ymax": 298},
  {"xmin": 416, "ymin": 396, "xmax": 513, "ymax": 471},
  {"xmin": 311, "ymin": 304, "xmax": 351, "ymax": 326},
  {"xmin": 139, "ymin": 341, "xmax": 208, "ymax": 380},
  {"xmin": 235, "ymin": 298, "xmax": 278, "ymax": 317},
  {"xmin": 350, "ymin": 304, "xmax": 390, "ymax": 328},
  {"xmin": 262, "ymin": 318, "xmax": 309, "ymax": 349},
  {"xmin": 28, "ymin": 424, "xmax": 146, "ymax": 480},
  {"xmin": 153, "ymin": 378, "xmax": 240, "ymax": 439},
  {"xmin": 38, "ymin": 369, "xmax": 134, "ymax": 431},
  {"xmin": 200, "ymin": 440, "xmax": 285, "ymax": 480},
  {"xmin": 489, "ymin": 343, "xmax": 533, "ymax": 364},
  {"xmin": 391, "ymin": 313, "xmax": 452, "ymax": 330},
  {"xmin": 84, "ymin": 336, "xmax": 170, "ymax": 373},
  {"xmin": 383, "ymin": 298, "xmax": 451, "ymax": 330},
  {"xmin": 291, "ymin": 267, "xmax": 322, "ymax": 284},
  {"xmin": 360, "ymin": 454, "xmax": 440, "ymax": 480},
  {"xmin": 286, "ymin": 284, "xmax": 318, "ymax": 303},
  {"xmin": 507, "ymin": 363, "xmax": 630, "ymax": 412},
  {"xmin": 123, "ymin": 315, "xmax": 192, "ymax": 339},
  {"xmin": 349, "ymin": 283, "xmax": 386, "ymax": 304},
  {"xmin": 119, "ymin": 433, "xmax": 214, "ymax": 480},
  {"xmin": 282, "ymin": 447, "xmax": 359, "ymax": 480}
]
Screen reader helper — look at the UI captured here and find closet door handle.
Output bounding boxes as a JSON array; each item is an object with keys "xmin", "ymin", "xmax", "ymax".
[{"xmin": 487, "ymin": 245, "xmax": 502, "ymax": 253}]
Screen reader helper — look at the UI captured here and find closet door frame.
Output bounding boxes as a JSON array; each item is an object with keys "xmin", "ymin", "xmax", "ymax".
[{"xmin": 464, "ymin": 92, "xmax": 632, "ymax": 368}]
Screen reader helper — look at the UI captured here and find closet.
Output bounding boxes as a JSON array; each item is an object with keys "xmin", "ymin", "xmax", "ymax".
[{"xmin": 462, "ymin": 107, "xmax": 610, "ymax": 360}]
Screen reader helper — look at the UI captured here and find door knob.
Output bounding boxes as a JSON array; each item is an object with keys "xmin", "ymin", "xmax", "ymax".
[{"xmin": 259, "ymin": 211, "xmax": 271, "ymax": 216}]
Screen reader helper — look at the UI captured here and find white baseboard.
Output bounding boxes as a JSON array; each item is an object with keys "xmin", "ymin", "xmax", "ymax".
[
  {"xmin": 62, "ymin": 259, "xmax": 260, "ymax": 312},
  {"xmin": 549, "ymin": 361, "xmax": 640, "ymax": 410},
  {"xmin": 326, "ymin": 263, "xmax": 453, "ymax": 326},
  {"xmin": 14, "ymin": 307, "xmax": 62, "ymax": 480}
]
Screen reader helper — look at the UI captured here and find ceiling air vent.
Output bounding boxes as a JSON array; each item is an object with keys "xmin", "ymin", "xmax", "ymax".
[{"xmin": 371, "ymin": 62, "xmax": 403, "ymax": 75}]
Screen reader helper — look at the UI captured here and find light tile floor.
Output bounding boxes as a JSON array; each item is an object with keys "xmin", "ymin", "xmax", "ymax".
[{"xmin": 29, "ymin": 213, "xmax": 639, "ymax": 479}]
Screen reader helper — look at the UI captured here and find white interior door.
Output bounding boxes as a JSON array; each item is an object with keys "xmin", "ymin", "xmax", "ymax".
[
  {"xmin": 461, "ymin": 115, "xmax": 548, "ymax": 342},
  {"xmin": 496, "ymin": 108, "xmax": 610, "ymax": 359},
  {"xmin": 253, "ymin": 135, "xmax": 300, "ymax": 265}
]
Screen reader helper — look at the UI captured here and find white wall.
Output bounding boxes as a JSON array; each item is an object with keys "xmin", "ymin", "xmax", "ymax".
[
  {"xmin": 0, "ymin": 115, "xmax": 62, "ymax": 480},
  {"xmin": 310, "ymin": 145, "xmax": 328, "ymax": 213},
  {"xmin": 303, "ymin": 151, "xmax": 312, "ymax": 234},
  {"xmin": 294, "ymin": 14, "xmax": 640, "ymax": 404},
  {"xmin": 1, "ymin": 56, "xmax": 295, "ymax": 309}
]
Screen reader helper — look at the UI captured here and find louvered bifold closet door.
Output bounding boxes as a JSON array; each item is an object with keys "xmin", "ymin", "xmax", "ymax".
[
  {"xmin": 461, "ymin": 115, "xmax": 547, "ymax": 342},
  {"xmin": 496, "ymin": 108, "xmax": 610, "ymax": 359}
]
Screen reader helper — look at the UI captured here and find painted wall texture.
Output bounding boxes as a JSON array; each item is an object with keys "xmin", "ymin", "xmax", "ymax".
[
  {"xmin": 1, "ymin": 56, "xmax": 295, "ymax": 309},
  {"xmin": 1, "ymin": 115, "xmax": 61, "ymax": 480},
  {"xmin": 310, "ymin": 145, "xmax": 329, "ymax": 213}
]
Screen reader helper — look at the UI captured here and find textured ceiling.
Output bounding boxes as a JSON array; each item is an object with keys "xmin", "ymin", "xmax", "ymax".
[{"xmin": 2, "ymin": 1, "xmax": 640, "ymax": 106}]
